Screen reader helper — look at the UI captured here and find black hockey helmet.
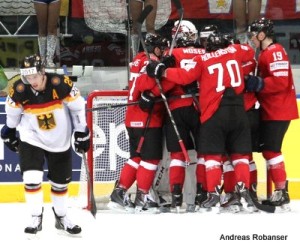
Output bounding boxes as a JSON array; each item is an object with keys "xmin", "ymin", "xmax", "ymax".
[
  {"xmin": 20, "ymin": 54, "xmax": 44, "ymax": 83},
  {"xmin": 199, "ymin": 25, "xmax": 219, "ymax": 39},
  {"xmin": 206, "ymin": 33, "xmax": 228, "ymax": 52},
  {"xmin": 248, "ymin": 17, "xmax": 274, "ymax": 38},
  {"xmin": 198, "ymin": 25, "xmax": 219, "ymax": 48},
  {"xmin": 144, "ymin": 33, "xmax": 169, "ymax": 53}
]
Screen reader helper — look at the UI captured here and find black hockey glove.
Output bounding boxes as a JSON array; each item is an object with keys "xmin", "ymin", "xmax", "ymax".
[
  {"xmin": 146, "ymin": 61, "xmax": 166, "ymax": 80},
  {"xmin": 160, "ymin": 55, "xmax": 176, "ymax": 68},
  {"xmin": 139, "ymin": 91, "xmax": 155, "ymax": 112},
  {"xmin": 182, "ymin": 81, "xmax": 199, "ymax": 94},
  {"xmin": 74, "ymin": 128, "xmax": 90, "ymax": 153},
  {"xmin": 1, "ymin": 125, "xmax": 19, "ymax": 152},
  {"xmin": 245, "ymin": 75, "xmax": 264, "ymax": 92}
]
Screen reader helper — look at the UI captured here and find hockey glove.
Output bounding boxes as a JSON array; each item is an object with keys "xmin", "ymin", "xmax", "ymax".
[
  {"xmin": 146, "ymin": 61, "xmax": 166, "ymax": 80},
  {"xmin": 160, "ymin": 55, "xmax": 176, "ymax": 68},
  {"xmin": 182, "ymin": 81, "xmax": 199, "ymax": 94},
  {"xmin": 245, "ymin": 75, "xmax": 264, "ymax": 92},
  {"xmin": 139, "ymin": 91, "xmax": 155, "ymax": 112},
  {"xmin": 1, "ymin": 125, "xmax": 19, "ymax": 152},
  {"xmin": 74, "ymin": 128, "xmax": 90, "ymax": 153}
]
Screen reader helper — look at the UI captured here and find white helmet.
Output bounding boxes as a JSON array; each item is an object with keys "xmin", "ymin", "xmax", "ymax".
[{"xmin": 172, "ymin": 20, "xmax": 198, "ymax": 47}]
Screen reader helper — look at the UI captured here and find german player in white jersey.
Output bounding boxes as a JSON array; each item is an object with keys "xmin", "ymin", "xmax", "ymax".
[{"xmin": 1, "ymin": 55, "xmax": 90, "ymax": 236}]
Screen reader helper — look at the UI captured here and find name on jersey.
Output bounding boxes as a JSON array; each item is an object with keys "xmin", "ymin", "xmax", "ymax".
[
  {"xmin": 270, "ymin": 61, "xmax": 289, "ymax": 71},
  {"xmin": 201, "ymin": 47, "xmax": 237, "ymax": 61},
  {"xmin": 182, "ymin": 48, "xmax": 205, "ymax": 54}
]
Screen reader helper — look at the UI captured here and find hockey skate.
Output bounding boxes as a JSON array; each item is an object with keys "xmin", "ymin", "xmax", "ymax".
[
  {"xmin": 24, "ymin": 208, "xmax": 43, "ymax": 236},
  {"xmin": 194, "ymin": 183, "xmax": 208, "ymax": 211},
  {"xmin": 235, "ymin": 182, "xmax": 257, "ymax": 213},
  {"xmin": 134, "ymin": 189, "xmax": 160, "ymax": 214},
  {"xmin": 107, "ymin": 186, "xmax": 135, "ymax": 213},
  {"xmin": 266, "ymin": 181, "xmax": 291, "ymax": 212},
  {"xmin": 52, "ymin": 207, "xmax": 81, "ymax": 235},
  {"xmin": 171, "ymin": 184, "xmax": 183, "ymax": 213},
  {"xmin": 199, "ymin": 185, "xmax": 222, "ymax": 213},
  {"xmin": 220, "ymin": 192, "xmax": 242, "ymax": 213}
]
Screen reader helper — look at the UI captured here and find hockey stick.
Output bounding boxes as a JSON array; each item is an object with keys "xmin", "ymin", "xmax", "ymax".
[
  {"xmin": 81, "ymin": 150, "xmax": 97, "ymax": 218},
  {"xmin": 86, "ymin": 93, "xmax": 198, "ymax": 111},
  {"xmin": 137, "ymin": 4, "xmax": 190, "ymax": 163},
  {"xmin": 136, "ymin": 107, "xmax": 153, "ymax": 153},
  {"xmin": 249, "ymin": 190, "xmax": 276, "ymax": 213},
  {"xmin": 169, "ymin": 0, "xmax": 184, "ymax": 56}
]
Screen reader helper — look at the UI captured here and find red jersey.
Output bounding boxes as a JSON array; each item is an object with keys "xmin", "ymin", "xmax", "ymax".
[
  {"xmin": 257, "ymin": 43, "xmax": 299, "ymax": 121},
  {"xmin": 125, "ymin": 52, "xmax": 165, "ymax": 128},
  {"xmin": 242, "ymin": 59, "xmax": 258, "ymax": 111},
  {"xmin": 164, "ymin": 44, "xmax": 255, "ymax": 123},
  {"xmin": 163, "ymin": 47, "xmax": 206, "ymax": 111}
]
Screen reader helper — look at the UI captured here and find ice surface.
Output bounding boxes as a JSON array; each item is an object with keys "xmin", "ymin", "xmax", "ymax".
[{"xmin": 1, "ymin": 201, "xmax": 299, "ymax": 251}]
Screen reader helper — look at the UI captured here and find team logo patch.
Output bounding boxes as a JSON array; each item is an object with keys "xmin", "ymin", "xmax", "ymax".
[
  {"xmin": 16, "ymin": 83, "xmax": 25, "ymax": 93},
  {"xmin": 37, "ymin": 113, "xmax": 56, "ymax": 130},
  {"xmin": 51, "ymin": 76, "xmax": 61, "ymax": 86}
]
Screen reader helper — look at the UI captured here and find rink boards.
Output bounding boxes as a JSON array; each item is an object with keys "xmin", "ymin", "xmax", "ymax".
[{"xmin": 0, "ymin": 99, "xmax": 299, "ymax": 202}]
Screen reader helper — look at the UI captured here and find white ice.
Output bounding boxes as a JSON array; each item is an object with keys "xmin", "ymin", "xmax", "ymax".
[{"xmin": 1, "ymin": 201, "xmax": 299, "ymax": 251}]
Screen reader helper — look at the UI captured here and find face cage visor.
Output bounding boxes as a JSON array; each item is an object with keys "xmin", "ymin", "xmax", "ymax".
[{"xmin": 20, "ymin": 67, "xmax": 39, "ymax": 84}]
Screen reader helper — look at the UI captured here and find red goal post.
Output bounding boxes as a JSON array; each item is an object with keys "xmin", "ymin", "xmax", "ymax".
[{"xmin": 85, "ymin": 90, "xmax": 130, "ymax": 210}]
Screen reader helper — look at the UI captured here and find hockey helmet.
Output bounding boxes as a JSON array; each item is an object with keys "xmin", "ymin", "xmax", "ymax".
[
  {"xmin": 199, "ymin": 25, "xmax": 219, "ymax": 39},
  {"xmin": 248, "ymin": 17, "xmax": 274, "ymax": 38},
  {"xmin": 172, "ymin": 20, "xmax": 198, "ymax": 47},
  {"xmin": 206, "ymin": 33, "xmax": 228, "ymax": 52},
  {"xmin": 20, "ymin": 54, "xmax": 44, "ymax": 84},
  {"xmin": 199, "ymin": 25, "xmax": 219, "ymax": 48},
  {"xmin": 144, "ymin": 33, "xmax": 169, "ymax": 53}
]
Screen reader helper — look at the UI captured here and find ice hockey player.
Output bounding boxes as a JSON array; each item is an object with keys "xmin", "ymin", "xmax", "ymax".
[
  {"xmin": 147, "ymin": 33, "xmax": 258, "ymax": 211},
  {"xmin": 108, "ymin": 34, "xmax": 169, "ymax": 213},
  {"xmin": 247, "ymin": 17, "xmax": 299, "ymax": 210},
  {"xmin": 1, "ymin": 55, "xmax": 90, "ymax": 236}
]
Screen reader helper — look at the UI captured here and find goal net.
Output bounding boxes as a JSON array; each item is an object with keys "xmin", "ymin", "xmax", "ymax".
[{"xmin": 79, "ymin": 90, "xmax": 130, "ymax": 209}]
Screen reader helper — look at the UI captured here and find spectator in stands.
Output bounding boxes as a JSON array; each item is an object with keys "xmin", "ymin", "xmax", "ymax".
[
  {"xmin": 233, "ymin": 0, "xmax": 261, "ymax": 44},
  {"xmin": 1, "ymin": 55, "xmax": 90, "ymax": 235},
  {"xmin": 34, "ymin": 0, "xmax": 61, "ymax": 68},
  {"xmin": 130, "ymin": 0, "xmax": 158, "ymax": 58}
]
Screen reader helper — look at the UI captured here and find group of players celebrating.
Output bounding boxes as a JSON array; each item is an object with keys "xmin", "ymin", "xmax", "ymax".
[{"xmin": 108, "ymin": 17, "xmax": 299, "ymax": 214}]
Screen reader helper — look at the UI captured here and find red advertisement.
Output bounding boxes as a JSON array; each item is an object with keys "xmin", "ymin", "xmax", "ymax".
[{"xmin": 72, "ymin": 0, "xmax": 300, "ymax": 20}]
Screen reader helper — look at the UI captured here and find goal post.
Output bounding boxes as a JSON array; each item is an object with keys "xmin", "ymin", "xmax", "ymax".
[{"xmin": 84, "ymin": 90, "xmax": 130, "ymax": 210}]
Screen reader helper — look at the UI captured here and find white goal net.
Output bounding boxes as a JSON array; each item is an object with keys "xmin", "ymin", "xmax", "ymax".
[{"xmin": 79, "ymin": 90, "xmax": 130, "ymax": 209}]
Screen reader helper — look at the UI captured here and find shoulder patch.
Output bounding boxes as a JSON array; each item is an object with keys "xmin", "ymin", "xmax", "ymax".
[
  {"xmin": 16, "ymin": 83, "xmax": 25, "ymax": 93},
  {"xmin": 51, "ymin": 76, "xmax": 61, "ymax": 86}
]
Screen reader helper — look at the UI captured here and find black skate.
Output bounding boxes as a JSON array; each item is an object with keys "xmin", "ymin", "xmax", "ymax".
[
  {"xmin": 134, "ymin": 189, "xmax": 159, "ymax": 214},
  {"xmin": 171, "ymin": 184, "xmax": 183, "ymax": 213},
  {"xmin": 195, "ymin": 183, "xmax": 208, "ymax": 210},
  {"xmin": 107, "ymin": 186, "xmax": 135, "ymax": 213},
  {"xmin": 220, "ymin": 192, "xmax": 242, "ymax": 213},
  {"xmin": 200, "ymin": 185, "xmax": 222, "ymax": 212},
  {"xmin": 52, "ymin": 207, "xmax": 81, "ymax": 235},
  {"xmin": 268, "ymin": 181, "xmax": 290, "ymax": 211},
  {"xmin": 24, "ymin": 208, "xmax": 43, "ymax": 235},
  {"xmin": 235, "ymin": 182, "xmax": 257, "ymax": 212}
]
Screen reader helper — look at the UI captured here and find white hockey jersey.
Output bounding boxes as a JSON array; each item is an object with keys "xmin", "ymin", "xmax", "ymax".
[{"xmin": 5, "ymin": 74, "xmax": 87, "ymax": 152}]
